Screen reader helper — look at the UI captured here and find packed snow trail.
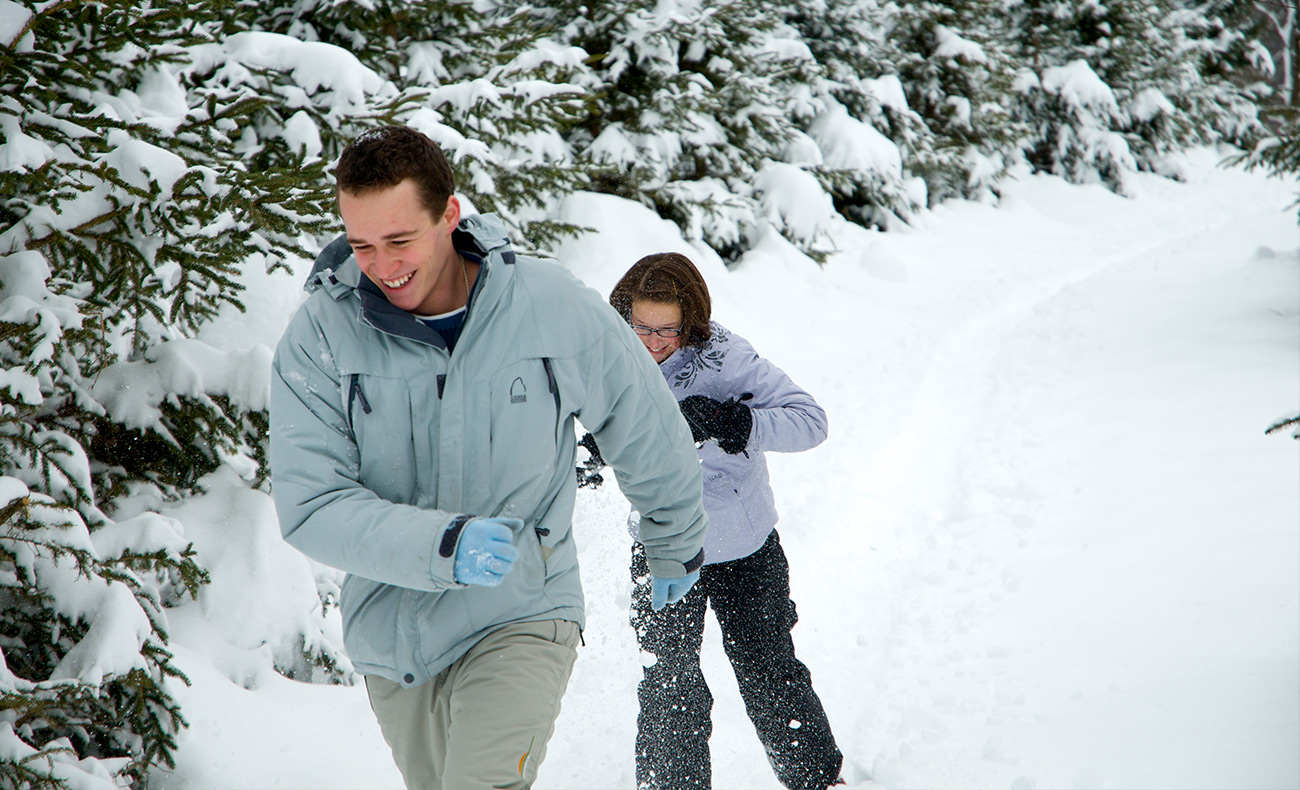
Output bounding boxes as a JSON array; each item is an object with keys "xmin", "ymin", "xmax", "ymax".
[
  {"xmin": 815, "ymin": 177, "xmax": 1298, "ymax": 790},
  {"xmin": 939, "ymin": 213, "xmax": 1299, "ymax": 790},
  {"xmin": 547, "ymin": 156, "xmax": 1299, "ymax": 789}
]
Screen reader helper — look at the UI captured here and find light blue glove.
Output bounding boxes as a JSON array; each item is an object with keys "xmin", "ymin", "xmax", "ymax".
[
  {"xmin": 651, "ymin": 570, "xmax": 700, "ymax": 611},
  {"xmin": 454, "ymin": 517, "xmax": 522, "ymax": 587}
]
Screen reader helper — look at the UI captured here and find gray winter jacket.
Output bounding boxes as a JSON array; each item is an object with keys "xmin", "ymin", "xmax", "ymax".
[
  {"xmin": 270, "ymin": 214, "xmax": 707, "ymax": 687},
  {"xmin": 631, "ymin": 322, "xmax": 827, "ymax": 565}
]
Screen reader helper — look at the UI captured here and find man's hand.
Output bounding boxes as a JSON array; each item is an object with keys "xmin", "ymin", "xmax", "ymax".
[
  {"xmin": 650, "ymin": 569, "xmax": 701, "ymax": 611},
  {"xmin": 454, "ymin": 517, "xmax": 522, "ymax": 586}
]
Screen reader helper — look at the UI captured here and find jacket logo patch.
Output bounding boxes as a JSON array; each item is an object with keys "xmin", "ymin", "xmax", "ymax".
[{"xmin": 510, "ymin": 377, "xmax": 527, "ymax": 404}]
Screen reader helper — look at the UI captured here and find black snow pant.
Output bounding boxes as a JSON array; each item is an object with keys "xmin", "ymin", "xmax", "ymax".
[{"xmin": 630, "ymin": 530, "xmax": 843, "ymax": 790}]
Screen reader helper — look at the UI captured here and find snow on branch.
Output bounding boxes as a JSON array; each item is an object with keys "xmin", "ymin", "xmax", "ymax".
[
  {"xmin": 1042, "ymin": 60, "xmax": 1124, "ymax": 124},
  {"xmin": 89, "ymin": 340, "xmax": 272, "ymax": 434},
  {"xmin": 186, "ymin": 31, "xmax": 394, "ymax": 111}
]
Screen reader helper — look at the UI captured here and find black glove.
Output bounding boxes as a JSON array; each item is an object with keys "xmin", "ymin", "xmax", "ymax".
[
  {"xmin": 576, "ymin": 432, "xmax": 606, "ymax": 488},
  {"xmin": 678, "ymin": 394, "xmax": 753, "ymax": 454}
]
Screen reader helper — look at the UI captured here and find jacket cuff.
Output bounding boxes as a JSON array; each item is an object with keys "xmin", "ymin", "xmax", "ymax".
[
  {"xmin": 646, "ymin": 548, "xmax": 705, "ymax": 578},
  {"xmin": 434, "ymin": 513, "xmax": 475, "ymax": 588}
]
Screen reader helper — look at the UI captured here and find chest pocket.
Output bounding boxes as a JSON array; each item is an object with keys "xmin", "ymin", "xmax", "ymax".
[
  {"xmin": 345, "ymin": 369, "xmax": 441, "ymax": 506},
  {"xmin": 486, "ymin": 357, "xmax": 563, "ymax": 514}
]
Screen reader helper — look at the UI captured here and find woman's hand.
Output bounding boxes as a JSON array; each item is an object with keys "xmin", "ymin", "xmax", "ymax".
[{"xmin": 678, "ymin": 393, "xmax": 753, "ymax": 454}]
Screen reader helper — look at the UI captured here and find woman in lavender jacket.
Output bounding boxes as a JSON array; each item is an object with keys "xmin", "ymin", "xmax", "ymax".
[{"xmin": 609, "ymin": 252, "xmax": 844, "ymax": 790}]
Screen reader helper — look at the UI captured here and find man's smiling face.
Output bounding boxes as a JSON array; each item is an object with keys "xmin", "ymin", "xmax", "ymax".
[{"xmin": 340, "ymin": 178, "xmax": 462, "ymax": 316}]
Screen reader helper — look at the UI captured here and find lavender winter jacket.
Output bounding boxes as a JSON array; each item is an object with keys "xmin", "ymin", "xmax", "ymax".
[{"xmin": 632, "ymin": 322, "xmax": 828, "ymax": 565}]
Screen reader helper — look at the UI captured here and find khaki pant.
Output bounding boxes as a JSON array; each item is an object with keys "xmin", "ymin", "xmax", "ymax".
[{"xmin": 365, "ymin": 619, "xmax": 581, "ymax": 790}]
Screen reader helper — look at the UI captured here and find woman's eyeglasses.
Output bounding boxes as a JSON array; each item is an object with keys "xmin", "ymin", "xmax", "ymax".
[{"xmin": 630, "ymin": 324, "xmax": 683, "ymax": 338}]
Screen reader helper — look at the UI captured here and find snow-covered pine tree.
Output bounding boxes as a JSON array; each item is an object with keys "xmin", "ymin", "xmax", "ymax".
[
  {"xmin": 1004, "ymin": 0, "xmax": 1142, "ymax": 192},
  {"xmin": 239, "ymin": 0, "xmax": 593, "ymax": 251},
  {"xmin": 2, "ymin": 0, "xmax": 400, "ymax": 783},
  {"xmin": 1, "ymin": 3, "xmax": 222, "ymax": 783},
  {"xmin": 883, "ymin": 0, "xmax": 1025, "ymax": 204},
  {"xmin": 1181, "ymin": 0, "xmax": 1273, "ymax": 144},
  {"xmin": 540, "ymin": 0, "xmax": 831, "ymax": 261},
  {"xmin": 780, "ymin": 0, "xmax": 924, "ymax": 229},
  {"xmin": 1006, "ymin": 0, "xmax": 1258, "ymax": 192},
  {"xmin": 1097, "ymin": 0, "xmax": 1261, "ymax": 176},
  {"xmin": 784, "ymin": 0, "xmax": 893, "ymax": 124}
]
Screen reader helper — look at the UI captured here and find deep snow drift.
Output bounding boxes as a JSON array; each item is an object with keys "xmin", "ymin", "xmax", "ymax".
[{"xmin": 159, "ymin": 150, "xmax": 1298, "ymax": 790}]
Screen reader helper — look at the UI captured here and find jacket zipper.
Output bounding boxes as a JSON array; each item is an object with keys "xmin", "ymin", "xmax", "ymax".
[
  {"xmin": 526, "ymin": 358, "xmax": 566, "ymax": 553},
  {"xmin": 347, "ymin": 374, "xmax": 372, "ymax": 433},
  {"xmin": 541, "ymin": 357, "xmax": 559, "ymax": 412}
]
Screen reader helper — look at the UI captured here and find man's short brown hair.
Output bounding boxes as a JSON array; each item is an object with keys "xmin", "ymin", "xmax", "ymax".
[
  {"xmin": 335, "ymin": 126, "xmax": 455, "ymax": 218},
  {"xmin": 610, "ymin": 252, "xmax": 713, "ymax": 348}
]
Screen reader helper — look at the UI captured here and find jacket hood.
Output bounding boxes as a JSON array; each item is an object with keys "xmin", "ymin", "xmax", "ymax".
[
  {"xmin": 302, "ymin": 213, "xmax": 517, "ymax": 349},
  {"xmin": 304, "ymin": 213, "xmax": 515, "ymax": 295}
]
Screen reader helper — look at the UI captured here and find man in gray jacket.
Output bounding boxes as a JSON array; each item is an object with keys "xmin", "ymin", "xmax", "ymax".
[{"xmin": 269, "ymin": 126, "xmax": 707, "ymax": 789}]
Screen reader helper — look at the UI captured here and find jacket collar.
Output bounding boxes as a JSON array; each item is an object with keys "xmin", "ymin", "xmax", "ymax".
[
  {"xmin": 658, "ymin": 342, "xmax": 697, "ymax": 380},
  {"xmin": 307, "ymin": 213, "xmax": 516, "ymax": 348}
]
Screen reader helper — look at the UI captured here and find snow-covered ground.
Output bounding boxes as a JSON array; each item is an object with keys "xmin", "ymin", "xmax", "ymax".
[{"xmin": 158, "ymin": 150, "xmax": 1299, "ymax": 790}]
